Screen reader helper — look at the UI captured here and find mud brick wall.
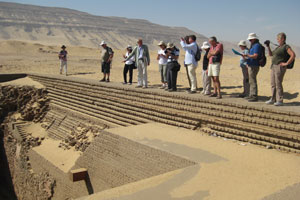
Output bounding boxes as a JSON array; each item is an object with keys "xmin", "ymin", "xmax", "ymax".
[
  {"xmin": 29, "ymin": 150, "xmax": 89, "ymax": 200},
  {"xmin": 73, "ymin": 131, "xmax": 196, "ymax": 194}
]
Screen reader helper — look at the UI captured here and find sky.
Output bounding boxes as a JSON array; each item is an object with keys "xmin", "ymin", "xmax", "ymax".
[{"xmin": 4, "ymin": 0, "xmax": 300, "ymax": 46}]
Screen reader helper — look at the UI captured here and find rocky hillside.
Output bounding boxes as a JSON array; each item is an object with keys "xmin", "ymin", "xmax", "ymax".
[{"xmin": 0, "ymin": 2, "xmax": 208, "ymax": 50}]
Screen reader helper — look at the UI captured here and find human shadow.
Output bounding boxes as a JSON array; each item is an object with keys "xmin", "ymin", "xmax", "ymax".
[
  {"xmin": 221, "ymin": 85, "xmax": 242, "ymax": 89},
  {"xmin": 284, "ymin": 92, "xmax": 299, "ymax": 100},
  {"xmin": 84, "ymin": 172, "xmax": 94, "ymax": 195},
  {"xmin": 68, "ymin": 72, "xmax": 96, "ymax": 76}
]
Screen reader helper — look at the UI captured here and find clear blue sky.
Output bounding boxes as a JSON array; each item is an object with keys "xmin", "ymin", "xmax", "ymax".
[{"xmin": 5, "ymin": 0, "xmax": 300, "ymax": 46}]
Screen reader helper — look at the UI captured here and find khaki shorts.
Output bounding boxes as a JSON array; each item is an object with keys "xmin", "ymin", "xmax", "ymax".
[{"xmin": 208, "ymin": 63, "xmax": 221, "ymax": 77}]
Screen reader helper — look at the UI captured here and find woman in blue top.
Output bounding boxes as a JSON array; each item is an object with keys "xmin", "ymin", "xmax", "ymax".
[
  {"xmin": 243, "ymin": 33, "xmax": 262, "ymax": 102},
  {"xmin": 238, "ymin": 40, "xmax": 250, "ymax": 98}
]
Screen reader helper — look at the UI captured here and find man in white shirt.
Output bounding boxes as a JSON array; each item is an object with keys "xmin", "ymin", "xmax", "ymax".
[
  {"xmin": 157, "ymin": 41, "xmax": 168, "ymax": 89},
  {"xmin": 180, "ymin": 35, "xmax": 199, "ymax": 94}
]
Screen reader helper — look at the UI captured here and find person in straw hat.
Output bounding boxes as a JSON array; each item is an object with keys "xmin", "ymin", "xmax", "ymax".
[
  {"xmin": 124, "ymin": 39, "xmax": 150, "ymax": 88},
  {"xmin": 157, "ymin": 41, "xmax": 168, "ymax": 89},
  {"xmin": 122, "ymin": 45, "xmax": 135, "ymax": 85},
  {"xmin": 242, "ymin": 33, "xmax": 262, "ymax": 102},
  {"xmin": 238, "ymin": 40, "xmax": 250, "ymax": 98},
  {"xmin": 165, "ymin": 43, "xmax": 180, "ymax": 92},
  {"xmin": 201, "ymin": 41, "xmax": 211, "ymax": 95},
  {"xmin": 58, "ymin": 45, "xmax": 68, "ymax": 76}
]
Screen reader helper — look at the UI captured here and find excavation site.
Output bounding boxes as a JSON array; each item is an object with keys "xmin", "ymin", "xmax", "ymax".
[{"xmin": 1, "ymin": 73, "xmax": 300, "ymax": 200}]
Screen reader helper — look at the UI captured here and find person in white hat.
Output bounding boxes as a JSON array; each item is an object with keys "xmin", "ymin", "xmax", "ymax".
[
  {"xmin": 100, "ymin": 41, "xmax": 114, "ymax": 82},
  {"xmin": 238, "ymin": 40, "xmax": 250, "ymax": 98},
  {"xmin": 201, "ymin": 41, "xmax": 211, "ymax": 95},
  {"xmin": 123, "ymin": 39, "xmax": 150, "ymax": 88},
  {"xmin": 242, "ymin": 33, "xmax": 262, "ymax": 102},
  {"xmin": 122, "ymin": 45, "xmax": 135, "ymax": 85},
  {"xmin": 157, "ymin": 41, "xmax": 168, "ymax": 88}
]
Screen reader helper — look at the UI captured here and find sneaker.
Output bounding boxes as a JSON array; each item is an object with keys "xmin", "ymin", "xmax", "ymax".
[
  {"xmin": 128, "ymin": 83, "xmax": 132, "ymax": 85},
  {"xmin": 274, "ymin": 102, "xmax": 283, "ymax": 106},
  {"xmin": 160, "ymin": 84, "xmax": 166, "ymax": 89},
  {"xmin": 210, "ymin": 93, "xmax": 217, "ymax": 97},
  {"xmin": 201, "ymin": 91, "xmax": 205, "ymax": 94},
  {"xmin": 106, "ymin": 79, "xmax": 110, "ymax": 82},
  {"xmin": 265, "ymin": 99, "xmax": 275, "ymax": 105},
  {"xmin": 142, "ymin": 86, "xmax": 148, "ymax": 89},
  {"xmin": 100, "ymin": 78, "xmax": 106, "ymax": 82},
  {"xmin": 135, "ymin": 85, "xmax": 142, "ymax": 88},
  {"xmin": 122, "ymin": 82, "xmax": 127, "ymax": 85}
]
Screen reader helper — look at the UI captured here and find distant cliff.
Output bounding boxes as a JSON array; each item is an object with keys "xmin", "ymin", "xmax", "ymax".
[{"xmin": 0, "ymin": 2, "xmax": 207, "ymax": 50}]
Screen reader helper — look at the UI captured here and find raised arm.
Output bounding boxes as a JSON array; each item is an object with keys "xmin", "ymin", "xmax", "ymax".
[{"xmin": 125, "ymin": 47, "xmax": 137, "ymax": 61}]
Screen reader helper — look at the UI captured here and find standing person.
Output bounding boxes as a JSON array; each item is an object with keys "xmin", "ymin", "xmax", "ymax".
[
  {"xmin": 184, "ymin": 35, "xmax": 192, "ymax": 90},
  {"xmin": 122, "ymin": 45, "xmax": 135, "ymax": 85},
  {"xmin": 243, "ymin": 33, "xmax": 262, "ymax": 102},
  {"xmin": 157, "ymin": 41, "xmax": 168, "ymax": 89},
  {"xmin": 207, "ymin": 36, "xmax": 223, "ymax": 99},
  {"xmin": 180, "ymin": 35, "xmax": 199, "ymax": 94},
  {"xmin": 201, "ymin": 41, "xmax": 211, "ymax": 95},
  {"xmin": 58, "ymin": 45, "xmax": 68, "ymax": 76},
  {"xmin": 265, "ymin": 32, "xmax": 296, "ymax": 106},
  {"xmin": 238, "ymin": 40, "xmax": 250, "ymax": 98},
  {"xmin": 124, "ymin": 39, "xmax": 150, "ymax": 88},
  {"xmin": 100, "ymin": 41, "xmax": 114, "ymax": 82},
  {"xmin": 165, "ymin": 43, "xmax": 180, "ymax": 92}
]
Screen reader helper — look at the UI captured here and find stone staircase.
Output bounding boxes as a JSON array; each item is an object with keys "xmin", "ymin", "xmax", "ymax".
[{"xmin": 29, "ymin": 74, "xmax": 300, "ymax": 153}]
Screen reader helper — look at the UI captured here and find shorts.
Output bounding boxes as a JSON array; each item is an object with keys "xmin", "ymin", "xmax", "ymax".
[
  {"xmin": 208, "ymin": 63, "xmax": 221, "ymax": 77},
  {"xmin": 101, "ymin": 62, "xmax": 111, "ymax": 73}
]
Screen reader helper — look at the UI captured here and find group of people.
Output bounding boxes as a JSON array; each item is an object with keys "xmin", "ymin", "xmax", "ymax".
[{"xmin": 58, "ymin": 32, "xmax": 296, "ymax": 106}]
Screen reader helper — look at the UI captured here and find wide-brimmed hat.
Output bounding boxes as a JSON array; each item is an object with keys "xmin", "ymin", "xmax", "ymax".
[
  {"xmin": 61, "ymin": 45, "xmax": 66, "ymax": 49},
  {"xmin": 157, "ymin": 41, "xmax": 166, "ymax": 46},
  {"xmin": 100, "ymin": 41, "xmax": 106, "ymax": 46},
  {"xmin": 127, "ymin": 45, "xmax": 132, "ymax": 49},
  {"xmin": 247, "ymin": 33, "xmax": 259, "ymax": 40},
  {"xmin": 167, "ymin": 43, "xmax": 175, "ymax": 49},
  {"xmin": 201, "ymin": 41, "xmax": 210, "ymax": 49},
  {"xmin": 238, "ymin": 40, "xmax": 247, "ymax": 47}
]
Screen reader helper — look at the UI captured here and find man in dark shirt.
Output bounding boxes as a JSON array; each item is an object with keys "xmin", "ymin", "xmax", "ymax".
[
  {"xmin": 100, "ymin": 41, "xmax": 114, "ymax": 82},
  {"xmin": 58, "ymin": 45, "xmax": 68, "ymax": 76},
  {"xmin": 201, "ymin": 42, "xmax": 211, "ymax": 95}
]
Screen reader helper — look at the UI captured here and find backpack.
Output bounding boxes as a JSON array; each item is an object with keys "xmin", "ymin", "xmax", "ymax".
[
  {"xmin": 284, "ymin": 44, "xmax": 295, "ymax": 69},
  {"xmin": 194, "ymin": 44, "xmax": 201, "ymax": 62},
  {"xmin": 259, "ymin": 43, "xmax": 267, "ymax": 67}
]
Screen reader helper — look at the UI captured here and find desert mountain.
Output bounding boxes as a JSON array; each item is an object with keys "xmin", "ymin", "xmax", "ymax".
[{"xmin": 0, "ymin": 2, "xmax": 208, "ymax": 50}]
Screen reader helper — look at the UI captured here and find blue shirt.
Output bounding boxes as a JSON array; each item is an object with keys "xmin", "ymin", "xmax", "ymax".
[
  {"xmin": 180, "ymin": 41, "xmax": 198, "ymax": 66},
  {"xmin": 240, "ymin": 49, "xmax": 249, "ymax": 67},
  {"xmin": 247, "ymin": 43, "xmax": 261, "ymax": 67}
]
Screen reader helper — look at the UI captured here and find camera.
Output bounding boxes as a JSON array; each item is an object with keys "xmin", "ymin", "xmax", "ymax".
[
  {"xmin": 165, "ymin": 48, "xmax": 174, "ymax": 55},
  {"xmin": 264, "ymin": 40, "xmax": 270, "ymax": 46}
]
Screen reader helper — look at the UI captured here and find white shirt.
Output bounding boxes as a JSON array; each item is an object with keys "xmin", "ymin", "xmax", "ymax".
[
  {"xmin": 138, "ymin": 46, "xmax": 144, "ymax": 59},
  {"xmin": 125, "ymin": 52, "xmax": 135, "ymax": 65},
  {"xmin": 158, "ymin": 49, "xmax": 168, "ymax": 65},
  {"xmin": 180, "ymin": 41, "xmax": 198, "ymax": 66}
]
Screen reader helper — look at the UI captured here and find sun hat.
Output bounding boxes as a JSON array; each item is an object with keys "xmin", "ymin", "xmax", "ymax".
[
  {"xmin": 157, "ymin": 41, "xmax": 166, "ymax": 46},
  {"xmin": 127, "ymin": 45, "xmax": 132, "ymax": 49},
  {"xmin": 247, "ymin": 33, "xmax": 259, "ymax": 40},
  {"xmin": 201, "ymin": 41, "xmax": 210, "ymax": 49},
  {"xmin": 61, "ymin": 45, "xmax": 66, "ymax": 49},
  {"xmin": 100, "ymin": 41, "xmax": 106, "ymax": 46},
  {"xmin": 238, "ymin": 40, "xmax": 247, "ymax": 47},
  {"xmin": 167, "ymin": 43, "xmax": 175, "ymax": 49}
]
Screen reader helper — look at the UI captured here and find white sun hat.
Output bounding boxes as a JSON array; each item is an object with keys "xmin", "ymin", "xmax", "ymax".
[
  {"xmin": 238, "ymin": 40, "xmax": 247, "ymax": 47},
  {"xmin": 127, "ymin": 45, "xmax": 132, "ymax": 49},
  {"xmin": 201, "ymin": 41, "xmax": 210, "ymax": 49},
  {"xmin": 100, "ymin": 41, "xmax": 106, "ymax": 46},
  {"xmin": 247, "ymin": 33, "xmax": 259, "ymax": 40}
]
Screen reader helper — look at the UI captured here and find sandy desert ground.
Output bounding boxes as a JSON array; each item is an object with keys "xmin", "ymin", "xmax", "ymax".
[{"xmin": 0, "ymin": 40, "xmax": 299, "ymax": 105}]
